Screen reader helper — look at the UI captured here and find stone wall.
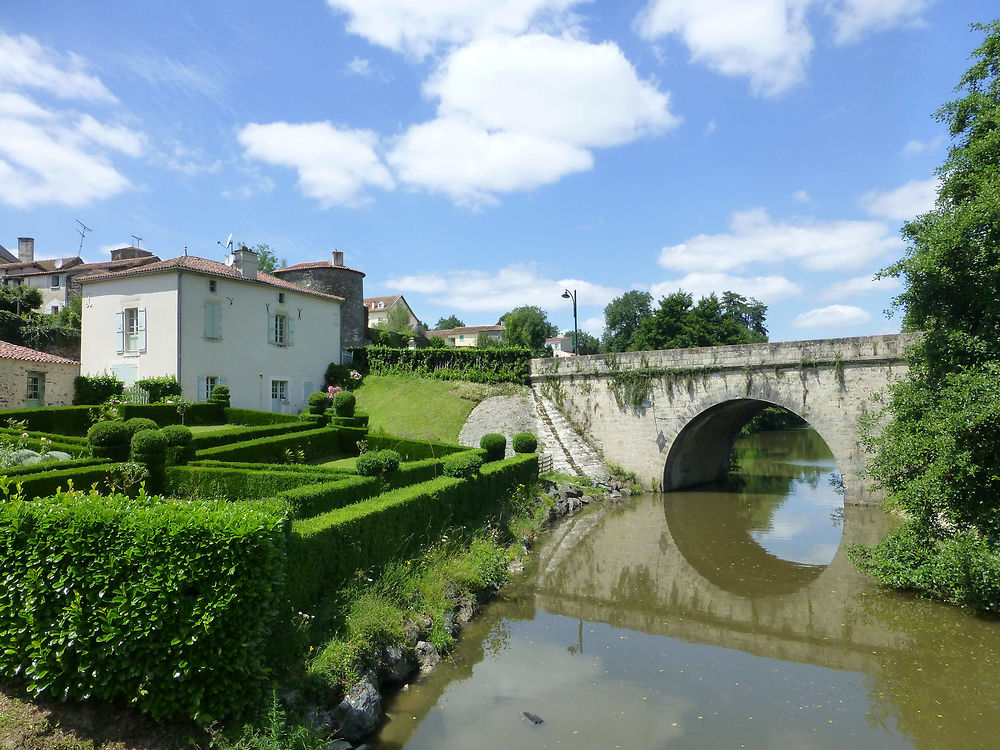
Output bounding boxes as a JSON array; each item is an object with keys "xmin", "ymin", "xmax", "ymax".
[
  {"xmin": 273, "ymin": 265, "xmax": 366, "ymax": 349},
  {"xmin": 530, "ymin": 333, "xmax": 918, "ymax": 505},
  {"xmin": 0, "ymin": 360, "xmax": 78, "ymax": 409}
]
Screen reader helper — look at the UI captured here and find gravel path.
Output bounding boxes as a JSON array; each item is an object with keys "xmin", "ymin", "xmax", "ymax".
[{"xmin": 459, "ymin": 386, "xmax": 608, "ymax": 483}]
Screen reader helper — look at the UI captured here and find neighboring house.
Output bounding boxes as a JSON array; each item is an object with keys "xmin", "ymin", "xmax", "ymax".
[
  {"xmin": 546, "ymin": 336, "xmax": 576, "ymax": 357},
  {"xmin": 78, "ymin": 248, "xmax": 344, "ymax": 414},
  {"xmin": 0, "ymin": 340, "xmax": 79, "ymax": 409},
  {"xmin": 0, "ymin": 243, "xmax": 15, "ymax": 264},
  {"xmin": 364, "ymin": 294, "xmax": 419, "ymax": 331},
  {"xmin": 426, "ymin": 324, "xmax": 504, "ymax": 348},
  {"xmin": 0, "ymin": 238, "xmax": 159, "ymax": 314}
]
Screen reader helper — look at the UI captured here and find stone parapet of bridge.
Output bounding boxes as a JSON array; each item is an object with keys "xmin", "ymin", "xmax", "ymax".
[{"xmin": 529, "ymin": 332, "xmax": 920, "ymax": 504}]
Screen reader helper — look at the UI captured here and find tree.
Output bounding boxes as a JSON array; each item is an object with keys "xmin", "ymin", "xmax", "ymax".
[
  {"xmin": 602, "ymin": 291, "xmax": 653, "ymax": 352},
  {"xmin": 851, "ymin": 21, "xmax": 1000, "ymax": 611},
  {"xmin": 383, "ymin": 303, "xmax": 415, "ymax": 335},
  {"xmin": 434, "ymin": 315, "xmax": 465, "ymax": 330},
  {"xmin": 252, "ymin": 243, "xmax": 279, "ymax": 274},
  {"xmin": 0, "ymin": 284, "xmax": 43, "ymax": 315},
  {"xmin": 631, "ymin": 290, "xmax": 768, "ymax": 351},
  {"xmin": 499, "ymin": 306, "xmax": 557, "ymax": 353},
  {"xmin": 562, "ymin": 329, "xmax": 601, "ymax": 355}
]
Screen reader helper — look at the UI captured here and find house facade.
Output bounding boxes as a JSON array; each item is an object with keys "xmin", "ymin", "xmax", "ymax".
[
  {"xmin": 78, "ymin": 249, "xmax": 343, "ymax": 414},
  {"xmin": 364, "ymin": 294, "xmax": 419, "ymax": 331},
  {"xmin": 545, "ymin": 336, "xmax": 575, "ymax": 357},
  {"xmin": 0, "ymin": 341, "xmax": 78, "ymax": 409},
  {"xmin": 426, "ymin": 324, "xmax": 504, "ymax": 348}
]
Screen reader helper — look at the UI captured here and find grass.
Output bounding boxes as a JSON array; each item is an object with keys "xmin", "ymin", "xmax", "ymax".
[
  {"xmin": 313, "ymin": 456, "xmax": 357, "ymax": 470},
  {"xmin": 187, "ymin": 425, "xmax": 241, "ymax": 435},
  {"xmin": 353, "ymin": 375, "xmax": 527, "ymax": 444}
]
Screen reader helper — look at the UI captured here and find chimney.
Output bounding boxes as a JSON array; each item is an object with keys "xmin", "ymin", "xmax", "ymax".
[
  {"xmin": 18, "ymin": 237, "xmax": 34, "ymax": 263},
  {"xmin": 233, "ymin": 245, "xmax": 258, "ymax": 280},
  {"xmin": 332, "ymin": 250, "xmax": 344, "ymax": 267}
]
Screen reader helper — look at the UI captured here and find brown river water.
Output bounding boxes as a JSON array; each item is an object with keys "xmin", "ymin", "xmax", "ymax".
[{"xmin": 371, "ymin": 429, "xmax": 1000, "ymax": 750}]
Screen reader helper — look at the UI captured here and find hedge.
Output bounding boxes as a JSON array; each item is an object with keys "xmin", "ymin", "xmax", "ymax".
[
  {"xmin": 119, "ymin": 402, "xmax": 224, "ymax": 427},
  {"xmin": 224, "ymin": 408, "xmax": 302, "ymax": 426},
  {"xmin": 365, "ymin": 434, "xmax": 472, "ymax": 461},
  {"xmin": 9, "ymin": 464, "xmax": 119, "ymax": 499},
  {"xmin": 6, "ymin": 436, "xmax": 88, "ymax": 458},
  {"xmin": 1, "ymin": 457, "xmax": 103, "ymax": 477},
  {"xmin": 288, "ymin": 453, "xmax": 538, "ymax": 607},
  {"xmin": 0, "ymin": 406, "xmax": 94, "ymax": 436},
  {"xmin": 73, "ymin": 373, "xmax": 124, "ymax": 405},
  {"xmin": 326, "ymin": 413, "xmax": 369, "ymax": 429},
  {"xmin": 189, "ymin": 460, "xmax": 349, "ymax": 477},
  {"xmin": 277, "ymin": 474, "xmax": 380, "ymax": 518},
  {"xmin": 0, "ymin": 489, "xmax": 287, "ymax": 722},
  {"xmin": 349, "ymin": 346, "xmax": 531, "ymax": 385},
  {"xmin": 189, "ymin": 422, "xmax": 314, "ymax": 451},
  {"xmin": 165, "ymin": 465, "xmax": 332, "ymax": 502},
  {"xmin": 195, "ymin": 427, "xmax": 340, "ymax": 463},
  {"xmin": 0, "ymin": 428, "xmax": 88, "ymax": 446}
]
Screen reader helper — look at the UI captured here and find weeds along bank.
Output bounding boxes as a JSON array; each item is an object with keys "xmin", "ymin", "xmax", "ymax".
[{"xmin": 0, "ymin": 399, "xmax": 539, "ymax": 744}]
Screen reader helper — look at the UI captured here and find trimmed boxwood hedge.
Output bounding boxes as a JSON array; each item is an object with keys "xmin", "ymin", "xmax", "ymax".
[
  {"xmin": 0, "ymin": 428, "xmax": 88, "ymax": 446},
  {"xmin": 189, "ymin": 460, "xmax": 348, "ymax": 476},
  {"xmin": 277, "ymin": 474, "xmax": 380, "ymax": 518},
  {"xmin": 165, "ymin": 465, "xmax": 330, "ymax": 502},
  {"xmin": 0, "ymin": 406, "xmax": 94, "ymax": 436},
  {"xmin": 288, "ymin": 452, "xmax": 538, "ymax": 608},
  {"xmin": 224, "ymin": 408, "xmax": 302, "ymax": 426},
  {"xmin": 365, "ymin": 434, "xmax": 472, "ymax": 461},
  {"xmin": 443, "ymin": 451, "xmax": 483, "ymax": 479},
  {"xmin": 326, "ymin": 413, "xmax": 370, "ymax": 429},
  {"xmin": 10, "ymin": 464, "xmax": 118, "ymax": 499},
  {"xmin": 0, "ymin": 489, "xmax": 287, "ymax": 723},
  {"xmin": 189, "ymin": 421, "xmax": 314, "ymax": 451},
  {"xmin": 195, "ymin": 427, "xmax": 340, "ymax": 463},
  {"xmin": 1, "ymin": 457, "xmax": 104, "ymax": 477},
  {"xmin": 355, "ymin": 449, "xmax": 401, "ymax": 478},
  {"xmin": 349, "ymin": 346, "xmax": 531, "ymax": 384}
]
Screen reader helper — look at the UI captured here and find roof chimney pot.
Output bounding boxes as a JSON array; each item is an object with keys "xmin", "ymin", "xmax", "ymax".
[
  {"xmin": 233, "ymin": 246, "xmax": 258, "ymax": 280},
  {"xmin": 17, "ymin": 237, "xmax": 34, "ymax": 263},
  {"xmin": 332, "ymin": 250, "xmax": 344, "ymax": 267}
]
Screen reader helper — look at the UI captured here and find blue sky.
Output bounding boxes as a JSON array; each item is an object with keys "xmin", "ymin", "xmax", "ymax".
[{"xmin": 0, "ymin": 1, "xmax": 993, "ymax": 341}]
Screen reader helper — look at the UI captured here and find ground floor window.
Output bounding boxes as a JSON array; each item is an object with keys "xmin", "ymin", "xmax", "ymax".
[
  {"xmin": 271, "ymin": 380, "xmax": 288, "ymax": 401},
  {"xmin": 25, "ymin": 373, "xmax": 43, "ymax": 406},
  {"xmin": 203, "ymin": 375, "xmax": 219, "ymax": 401}
]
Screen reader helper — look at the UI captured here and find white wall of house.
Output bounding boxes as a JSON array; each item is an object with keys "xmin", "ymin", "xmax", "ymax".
[
  {"xmin": 20, "ymin": 273, "xmax": 66, "ymax": 313},
  {"xmin": 81, "ymin": 270, "xmax": 342, "ymax": 413}
]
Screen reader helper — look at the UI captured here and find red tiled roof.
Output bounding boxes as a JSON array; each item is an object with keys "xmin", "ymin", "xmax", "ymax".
[
  {"xmin": 364, "ymin": 294, "xmax": 402, "ymax": 310},
  {"xmin": 275, "ymin": 260, "xmax": 365, "ymax": 277},
  {"xmin": 0, "ymin": 257, "xmax": 83, "ymax": 276},
  {"xmin": 427, "ymin": 325, "xmax": 503, "ymax": 336},
  {"xmin": 77, "ymin": 255, "xmax": 345, "ymax": 302},
  {"xmin": 0, "ymin": 340, "xmax": 78, "ymax": 365},
  {"xmin": 4, "ymin": 256, "xmax": 160, "ymax": 279}
]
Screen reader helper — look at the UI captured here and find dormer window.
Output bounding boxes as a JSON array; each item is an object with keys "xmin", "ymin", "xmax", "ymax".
[{"xmin": 378, "ymin": 301, "xmax": 385, "ymax": 309}]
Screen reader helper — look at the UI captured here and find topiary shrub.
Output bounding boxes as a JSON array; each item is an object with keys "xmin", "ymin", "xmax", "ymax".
[
  {"xmin": 333, "ymin": 391, "xmax": 356, "ymax": 417},
  {"xmin": 131, "ymin": 429, "xmax": 167, "ymax": 460},
  {"xmin": 355, "ymin": 449, "xmax": 400, "ymax": 478},
  {"xmin": 480, "ymin": 433, "xmax": 507, "ymax": 462},
  {"xmin": 443, "ymin": 451, "xmax": 483, "ymax": 479},
  {"xmin": 124, "ymin": 417, "xmax": 159, "ymax": 436},
  {"xmin": 87, "ymin": 420, "xmax": 130, "ymax": 460},
  {"xmin": 210, "ymin": 384, "xmax": 230, "ymax": 407},
  {"xmin": 307, "ymin": 391, "xmax": 330, "ymax": 415},
  {"xmin": 512, "ymin": 432, "xmax": 538, "ymax": 454},
  {"xmin": 161, "ymin": 424, "xmax": 193, "ymax": 465}
]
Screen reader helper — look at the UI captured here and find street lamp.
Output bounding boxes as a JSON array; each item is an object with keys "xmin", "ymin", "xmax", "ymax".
[{"xmin": 561, "ymin": 288, "xmax": 578, "ymax": 355}]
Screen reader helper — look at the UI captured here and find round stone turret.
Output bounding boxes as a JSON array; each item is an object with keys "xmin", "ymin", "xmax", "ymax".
[{"xmin": 272, "ymin": 252, "xmax": 366, "ymax": 349}]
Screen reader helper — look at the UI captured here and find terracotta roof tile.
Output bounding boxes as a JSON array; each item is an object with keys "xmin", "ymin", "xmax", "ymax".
[
  {"xmin": 364, "ymin": 295, "xmax": 402, "ymax": 310},
  {"xmin": 275, "ymin": 260, "xmax": 365, "ymax": 276},
  {"xmin": 427, "ymin": 325, "xmax": 503, "ymax": 336},
  {"xmin": 77, "ymin": 255, "xmax": 345, "ymax": 302},
  {"xmin": 0, "ymin": 340, "xmax": 79, "ymax": 365}
]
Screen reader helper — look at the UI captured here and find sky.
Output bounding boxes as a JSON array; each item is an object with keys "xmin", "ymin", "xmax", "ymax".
[{"xmin": 0, "ymin": 1, "xmax": 994, "ymax": 342}]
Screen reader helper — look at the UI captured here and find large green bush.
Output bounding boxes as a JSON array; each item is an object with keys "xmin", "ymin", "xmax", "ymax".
[
  {"xmin": 73, "ymin": 373, "xmax": 124, "ymax": 405},
  {"xmin": 0, "ymin": 488, "xmax": 287, "ymax": 722},
  {"xmin": 210, "ymin": 384, "xmax": 231, "ymax": 407},
  {"xmin": 480, "ymin": 433, "xmax": 506, "ymax": 462},
  {"xmin": 131, "ymin": 428, "xmax": 167, "ymax": 459},
  {"xmin": 333, "ymin": 391, "xmax": 356, "ymax": 417},
  {"xmin": 349, "ymin": 346, "xmax": 531, "ymax": 384},
  {"xmin": 307, "ymin": 391, "xmax": 330, "ymax": 414},
  {"xmin": 161, "ymin": 424, "xmax": 194, "ymax": 466},
  {"xmin": 443, "ymin": 451, "xmax": 483, "ymax": 479},
  {"xmin": 87, "ymin": 420, "xmax": 130, "ymax": 460},
  {"xmin": 512, "ymin": 432, "xmax": 538, "ymax": 454},
  {"xmin": 355, "ymin": 449, "xmax": 401, "ymax": 478},
  {"xmin": 135, "ymin": 375, "xmax": 183, "ymax": 403},
  {"xmin": 124, "ymin": 417, "xmax": 158, "ymax": 436}
]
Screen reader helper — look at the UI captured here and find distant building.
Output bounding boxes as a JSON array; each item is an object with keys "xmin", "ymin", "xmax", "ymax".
[
  {"xmin": 426, "ymin": 324, "xmax": 504, "ymax": 348},
  {"xmin": 0, "ymin": 340, "xmax": 78, "ymax": 409},
  {"xmin": 546, "ymin": 336, "xmax": 576, "ymax": 357},
  {"xmin": 364, "ymin": 294, "xmax": 419, "ymax": 332},
  {"xmin": 78, "ymin": 248, "xmax": 343, "ymax": 414},
  {"xmin": 0, "ymin": 243, "xmax": 16, "ymax": 264}
]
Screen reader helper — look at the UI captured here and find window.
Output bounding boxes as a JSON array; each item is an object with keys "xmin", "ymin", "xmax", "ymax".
[
  {"xmin": 271, "ymin": 380, "xmax": 288, "ymax": 401},
  {"xmin": 204, "ymin": 302, "xmax": 222, "ymax": 340},
  {"xmin": 50, "ymin": 275, "xmax": 59, "ymax": 289},
  {"xmin": 278, "ymin": 292, "xmax": 285, "ymax": 303},
  {"xmin": 274, "ymin": 313, "xmax": 286, "ymax": 345},
  {"xmin": 50, "ymin": 305, "xmax": 58, "ymax": 315},
  {"xmin": 117, "ymin": 307, "xmax": 146, "ymax": 353},
  {"xmin": 26, "ymin": 373, "xmax": 43, "ymax": 405},
  {"xmin": 268, "ymin": 312, "xmax": 293, "ymax": 346},
  {"xmin": 203, "ymin": 376, "xmax": 219, "ymax": 401}
]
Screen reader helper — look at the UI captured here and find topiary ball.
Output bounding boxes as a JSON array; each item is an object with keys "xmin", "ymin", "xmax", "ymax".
[
  {"xmin": 160, "ymin": 424, "xmax": 193, "ymax": 446},
  {"xmin": 443, "ymin": 451, "xmax": 483, "ymax": 479},
  {"xmin": 131, "ymin": 428, "xmax": 167, "ymax": 459},
  {"xmin": 124, "ymin": 417, "xmax": 159, "ymax": 436},
  {"xmin": 88, "ymin": 419, "xmax": 129, "ymax": 447},
  {"xmin": 333, "ymin": 391, "xmax": 356, "ymax": 417},
  {"xmin": 210, "ymin": 384, "xmax": 231, "ymax": 407},
  {"xmin": 480, "ymin": 433, "xmax": 507, "ymax": 462},
  {"xmin": 307, "ymin": 391, "xmax": 330, "ymax": 415},
  {"xmin": 355, "ymin": 449, "xmax": 400, "ymax": 477},
  {"xmin": 512, "ymin": 432, "xmax": 538, "ymax": 454}
]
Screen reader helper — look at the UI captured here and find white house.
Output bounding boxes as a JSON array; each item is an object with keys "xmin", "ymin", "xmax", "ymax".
[
  {"xmin": 364, "ymin": 294, "xmax": 419, "ymax": 330},
  {"xmin": 78, "ymin": 248, "xmax": 343, "ymax": 413},
  {"xmin": 426, "ymin": 324, "xmax": 504, "ymax": 348},
  {"xmin": 545, "ymin": 336, "xmax": 576, "ymax": 357}
]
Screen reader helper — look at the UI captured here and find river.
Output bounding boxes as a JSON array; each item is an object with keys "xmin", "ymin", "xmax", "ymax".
[{"xmin": 371, "ymin": 428, "xmax": 1000, "ymax": 750}]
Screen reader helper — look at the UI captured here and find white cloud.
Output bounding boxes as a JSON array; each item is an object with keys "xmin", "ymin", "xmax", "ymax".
[
  {"xmin": 650, "ymin": 272, "xmax": 802, "ymax": 302},
  {"xmin": 792, "ymin": 188, "xmax": 810, "ymax": 203},
  {"xmin": 389, "ymin": 34, "xmax": 677, "ymax": 205},
  {"xmin": 657, "ymin": 207, "xmax": 901, "ymax": 274},
  {"xmin": 238, "ymin": 121, "xmax": 394, "ymax": 207},
  {"xmin": 345, "ymin": 57, "xmax": 373, "ymax": 77},
  {"xmin": 325, "ymin": 0, "xmax": 584, "ymax": 58},
  {"xmin": 385, "ymin": 263, "xmax": 622, "ymax": 313},
  {"xmin": 76, "ymin": 114, "xmax": 145, "ymax": 157},
  {"xmin": 635, "ymin": 0, "xmax": 813, "ymax": 97},
  {"xmin": 829, "ymin": 0, "xmax": 933, "ymax": 45},
  {"xmin": 792, "ymin": 304, "xmax": 870, "ymax": 328},
  {"xmin": 818, "ymin": 273, "xmax": 900, "ymax": 302},
  {"xmin": 901, "ymin": 135, "xmax": 943, "ymax": 156},
  {"xmin": 581, "ymin": 315, "xmax": 605, "ymax": 336},
  {"xmin": 0, "ymin": 32, "xmax": 116, "ymax": 101},
  {"xmin": 860, "ymin": 177, "xmax": 937, "ymax": 221}
]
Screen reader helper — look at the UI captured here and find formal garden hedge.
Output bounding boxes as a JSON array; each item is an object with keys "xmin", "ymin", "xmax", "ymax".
[
  {"xmin": 0, "ymin": 403, "xmax": 224, "ymax": 436},
  {"xmin": 224, "ymin": 408, "xmax": 302, "ymax": 426},
  {"xmin": 365, "ymin": 434, "xmax": 473, "ymax": 461},
  {"xmin": 195, "ymin": 427, "xmax": 340, "ymax": 463},
  {"xmin": 0, "ymin": 488, "xmax": 287, "ymax": 723},
  {"xmin": 348, "ymin": 346, "xmax": 531, "ymax": 384},
  {"xmin": 189, "ymin": 421, "xmax": 314, "ymax": 451}
]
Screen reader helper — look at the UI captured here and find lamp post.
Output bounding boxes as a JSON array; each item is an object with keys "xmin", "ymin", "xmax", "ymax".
[{"xmin": 561, "ymin": 288, "xmax": 578, "ymax": 355}]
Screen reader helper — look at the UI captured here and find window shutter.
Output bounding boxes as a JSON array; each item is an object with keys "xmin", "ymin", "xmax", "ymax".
[
  {"xmin": 137, "ymin": 308, "xmax": 147, "ymax": 351},
  {"xmin": 115, "ymin": 311, "xmax": 125, "ymax": 354},
  {"xmin": 198, "ymin": 375, "xmax": 207, "ymax": 401},
  {"xmin": 287, "ymin": 316, "xmax": 295, "ymax": 346},
  {"xmin": 204, "ymin": 303, "xmax": 211, "ymax": 338},
  {"xmin": 215, "ymin": 304, "xmax": 222, "ymax": 339}
]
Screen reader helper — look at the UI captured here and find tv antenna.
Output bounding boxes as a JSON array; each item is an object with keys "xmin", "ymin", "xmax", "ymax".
[
  {"xmin": 217, "ymin": 233, "xmax": 234, "ymax": 264},
  {"xmin": 131, "ymin": 234, "xmax": 143, "ymax": 248},
  {"xmin": 75, "ymin": 219, "xmax": 92, "ymax": 255}
]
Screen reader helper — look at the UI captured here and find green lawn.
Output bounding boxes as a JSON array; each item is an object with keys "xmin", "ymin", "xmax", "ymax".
[
  {"xmin": 314, "ymin": 456, "xmax": 358, "ymax": 470},
  {"xmin": 353, "ymin": 375, "xmax": 526, "ymax": 444},
  {"xmin": 187, "ymin": 424, "xmax": 240, "ymax": 435}
]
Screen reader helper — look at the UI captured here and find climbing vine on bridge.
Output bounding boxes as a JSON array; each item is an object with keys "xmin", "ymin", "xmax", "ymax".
[{"xmin": 607, "ymin": 364, "xmax": 723, "ymax": 409}]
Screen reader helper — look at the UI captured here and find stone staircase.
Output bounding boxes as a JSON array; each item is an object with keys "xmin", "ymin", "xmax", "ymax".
[{"xmin": 531, "ymin": 386, "xmax": 609, "ymax": 484}]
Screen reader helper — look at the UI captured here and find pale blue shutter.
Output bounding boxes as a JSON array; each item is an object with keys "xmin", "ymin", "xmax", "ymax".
[
  {"xmin": 267, "ymin": 312, "xmax": 276, "ymax": 344},
  {"xmin": 204, "ymin": 303, "xmax": 211, "ymax": 338},
  {"xmin": 287, "ymin": 316, "xmax": 295, "ymax": 347},
  {"xmin": 137, "ymin": 308, "xmax": 147, "ymax": 351},
  {"xmin": 197, "ymin": 375, "xmax": 207, "ymax": 401},
  {"xmin": 215, "ymin": 304, "xmax": 222, "ymax": 339},
  {"xmin": 115, "ymin": 311, "xmax": 125, "ymax": 353}
]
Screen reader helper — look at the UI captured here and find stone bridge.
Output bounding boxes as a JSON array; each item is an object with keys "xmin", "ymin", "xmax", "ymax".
[{"xmin": 530, "ymin": 333, "xmax": 918, "ymax": 505}]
